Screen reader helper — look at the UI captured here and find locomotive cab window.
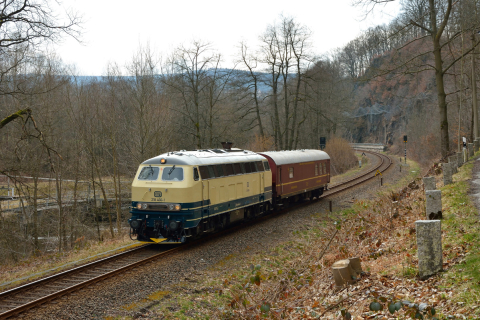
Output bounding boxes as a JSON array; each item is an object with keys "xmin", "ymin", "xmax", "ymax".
[
  {"xmin": 194, "ymin": 167, "xmax": 200, "ymax": 181},
  {"xmin": 263, "ymin": 161, "xmax": 270, "ymax": 171},
  {"xmin": 289, "ymin": 167, "xmax": 294, "ymax": 178},
  {"xmin": 138, "ymin": 166, "xmax": 159, "ymax": 180},
  {"xmin": 256, "ymin": 161, "xmax": 264, "ymax": 171},
  {"xmin": 161, "ymin": 166, "xmax": 184, "ymax": 181}
]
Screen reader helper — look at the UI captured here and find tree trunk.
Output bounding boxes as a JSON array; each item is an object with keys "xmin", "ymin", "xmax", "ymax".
[
  {"xmin": 55, "ymin": 170, "xmax": 64, "ymax": 252},
  {"xmin": 33, "ymin": 175, "xmax": 39, "ymax": 254},
  {"xmin": 433, "ymin": 39, "xmax": 449, "ymax": 156}
]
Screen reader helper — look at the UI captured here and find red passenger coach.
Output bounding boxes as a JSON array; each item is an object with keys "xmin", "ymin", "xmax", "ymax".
[{"xmin": 259, "ymin": 150, "xmax": 330, "ymax": 205}]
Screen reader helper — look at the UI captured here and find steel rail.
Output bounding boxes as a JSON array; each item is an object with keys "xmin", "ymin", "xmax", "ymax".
[
  {"xmin": 0, "ymin": 244, "xmax": 150, "ymax": 298},
  {"xmin": 0, "ymin": 151, "xmax": 393, "ymax": 319},
  {"xmin": 0, "ymin": 247, "xmax": 179, "ymax": 319},
  {"xmin": 327, "ymin": 150, "xmax": 389, "ymax": 191},
  {"xmin": 322, "ymin": 151, "xmax": 392, "ymax": 197}
]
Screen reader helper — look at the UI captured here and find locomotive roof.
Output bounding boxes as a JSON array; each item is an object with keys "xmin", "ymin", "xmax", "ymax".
[
  {"xmin": 141, "ymin": 149, "xmax": 266, "ymax": 166},
  {"xmin": 258, "ymin": 150, "xmax": 330, "ymax": 165}
]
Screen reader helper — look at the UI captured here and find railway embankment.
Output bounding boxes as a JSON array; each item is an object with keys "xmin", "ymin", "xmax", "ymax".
[{"xmin": 116, "ymin": 153, "xmax": 480, "ymax": 319}]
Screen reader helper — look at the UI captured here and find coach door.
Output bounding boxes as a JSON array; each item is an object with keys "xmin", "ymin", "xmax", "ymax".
[
  {"xmin": 279, "ymin": 167, "xmax": 283, "ymax": 193},
  {"xmin": 202, "ymin": 180, "xmax": 209, "ymax": 218}
]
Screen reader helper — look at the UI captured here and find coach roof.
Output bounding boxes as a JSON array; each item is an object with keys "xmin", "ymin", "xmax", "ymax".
[
  {"xmin": 258, "ymin": 150, "xmax": 330, "ymax": 166},
  {"xmin": 141, "ymin": 149, "xmax": 266, "ymax": 166}
]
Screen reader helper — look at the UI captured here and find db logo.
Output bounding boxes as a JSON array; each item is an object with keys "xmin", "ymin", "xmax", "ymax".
[{"xmin": 154, "ymin": 191, "xmax": 162, "ymax": 197}]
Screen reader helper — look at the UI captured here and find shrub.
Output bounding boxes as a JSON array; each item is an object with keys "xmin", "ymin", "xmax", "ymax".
[{"xmin": 324, "ymin": 136, "xmax": 358, "ymax": 175}]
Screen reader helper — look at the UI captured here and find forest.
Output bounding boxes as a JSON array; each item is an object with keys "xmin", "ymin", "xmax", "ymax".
[{"xmin": 1, "ymin": 0, "xmax": 480, "ymax": 262}]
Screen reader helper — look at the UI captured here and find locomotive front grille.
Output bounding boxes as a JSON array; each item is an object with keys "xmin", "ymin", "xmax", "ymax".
[{"xmin": 148, "ymin": 204, "xmax": 169, "ymax": 210}]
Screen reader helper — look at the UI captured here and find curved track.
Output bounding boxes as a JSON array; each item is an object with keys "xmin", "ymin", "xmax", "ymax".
[
  {"xmin": 0, "ymin": 151, "xmax": 392, "ymax": 319},
  {"xmin": 323, "ymin": 150, "xmax": 392, "ymax": 197}
]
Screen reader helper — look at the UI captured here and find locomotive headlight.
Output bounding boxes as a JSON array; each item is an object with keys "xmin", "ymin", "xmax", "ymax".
[
  {"xmin": 137, "ymin": 203, "xmax": 148, "ymax": 210},
  {"xmin": 174, "ymin": 204, "xmax": 181, "ymax": 211}
]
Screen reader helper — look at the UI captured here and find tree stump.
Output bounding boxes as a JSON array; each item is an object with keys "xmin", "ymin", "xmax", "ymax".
[{"xmin": 331, "ymin": 258, "xmax": 362, "ymax": 289}]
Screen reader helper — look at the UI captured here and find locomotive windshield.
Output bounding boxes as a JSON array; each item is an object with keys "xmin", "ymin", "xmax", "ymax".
[
  {"xmin": 138, "ymin": 166, "xmax": 159, "ymax": 180},
  {"xmin": 161, "ymin": 166, "xmax": 184, "ymax": 181}
]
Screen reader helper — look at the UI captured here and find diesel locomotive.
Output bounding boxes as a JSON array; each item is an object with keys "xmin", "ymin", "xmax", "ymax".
[{"xmin": 128, "ymin": 146, "xmax": 330, "ymax": 243}]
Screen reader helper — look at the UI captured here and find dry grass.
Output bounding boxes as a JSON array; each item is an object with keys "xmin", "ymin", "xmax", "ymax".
[{"xmin": 0, "ymin": 232, "xmax": 141, "ymax": 291}]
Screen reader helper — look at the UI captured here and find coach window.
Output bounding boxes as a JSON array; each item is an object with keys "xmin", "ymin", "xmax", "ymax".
[
  {"xmin": 207, "ymin": 165, "xmax": 216, "ymax": 179},
  {"xmin": 256, "ymin": 161, "xmax": 264, "ymax": 171},
  {"xmin": 322, "ymin": 163, "xmax": 326, "ymax": 174},
  {"xmin": 225, "ymin": 163, "xmax": 234, "ymax": 176},
  {"xmin": 315, "ymin": 164, "xmax": 318, "ymax": 176},
  {"xmin": 216, "ymin": 164, "xmax": 225, "ymax": 177},
  {"xmin": 289, "ymin": 167, "xmax": 294, "ymax": 178}
]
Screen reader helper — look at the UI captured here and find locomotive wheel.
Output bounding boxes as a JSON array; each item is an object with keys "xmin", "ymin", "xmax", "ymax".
[{"xmin": 264, "ymin": 202, "xmax": 270, "ymax": 214}]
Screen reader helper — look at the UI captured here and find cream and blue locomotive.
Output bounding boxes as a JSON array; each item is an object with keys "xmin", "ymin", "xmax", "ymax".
[{"xmin": 128, "ymin": 148, "xmax": 273, "ymax": 243}]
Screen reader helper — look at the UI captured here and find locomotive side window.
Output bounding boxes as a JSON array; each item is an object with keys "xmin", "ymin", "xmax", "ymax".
[
  {"xmin": 215, "ymin": 164, "xmax": 225, "ymax": 177},
  {"xmin": 199, "ymin": 166, "xmax": 210, "ymax": 179},
  {"xmin": 138, "ymin": 166, "xmax": 159, "ymax": 180},
  {"xmin": 207, "ymin": 165, "xmax": 216, "ymax": 178},
  {"xmin": 234, "ymin": 163, "xmax": 242, "ymax": 175},
  {"xmin": 289, "ymin": 167, "xmax": 294, "ymax": 178},
  {"xmin": 315, "ymin": 164, "xmax": 318, "ymax": 176},
  {"xmin": 250, "ymin": 162, "xmax": 258, "ymax": 172},
  {"xmin": 161, "ymin": 167, "xmax": 184, "ymax": 181},
  {"xmin": 225, "ymin": 164, "xmax": 234, "ymax": 176},
  {"xmin": 263, "ymin": 161, "xmax": 270, "ymax": 171},
  {"xmin": 244, "ymin": 162, "xmax": 252, "ymax": 173},
  {"xmin": 256, "ymin": 161, "xmax": 264, "ymax": 171},
  {"xmin": 194, "ymin": 167, "xmax": 200, "ymax": 181},
  {"xmin": 239, "ymin": 163, "xmax": 246, "ymax": 173}
]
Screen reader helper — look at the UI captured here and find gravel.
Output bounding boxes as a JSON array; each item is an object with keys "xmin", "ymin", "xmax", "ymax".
[{"xmin": 21, "ymin": 153, "xmax": 410, "ymax": 320}]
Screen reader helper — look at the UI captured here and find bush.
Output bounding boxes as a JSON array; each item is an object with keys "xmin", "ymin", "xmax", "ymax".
[{"xmin": 324, "ymin": 136, "xmax": 358, "ymax": 175}]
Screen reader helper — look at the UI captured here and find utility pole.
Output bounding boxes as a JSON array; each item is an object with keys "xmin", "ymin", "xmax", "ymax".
[{"xmin": 472, "ymin": 32, "xmax": 479, "ymax": 140}]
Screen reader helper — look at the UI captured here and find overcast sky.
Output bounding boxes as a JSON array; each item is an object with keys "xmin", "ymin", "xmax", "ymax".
[{"xmin": 54, "ymin": 0, "xmax": 401, "ymax": 76}]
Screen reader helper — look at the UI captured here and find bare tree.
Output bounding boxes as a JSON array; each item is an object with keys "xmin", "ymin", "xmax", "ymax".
[
  {"xmin": 162, "ymin": 41, "xmax": 221, "ymax": 149},
  {"xmin": 355, "ymin": 0, "xmax": 480, "ymax": 156},
  {"xmin": 0, "ymin": 0, "xmax": 81, "ymax": 130}
]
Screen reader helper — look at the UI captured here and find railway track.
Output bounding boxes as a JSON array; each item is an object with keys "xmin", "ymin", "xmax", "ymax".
[
  {"xmin": 323, "ymin": 150, "xmax": 392, "ymax": 196},
  {"xmin": 0, "ymin": 151, "xmax": 393, "ymax": 319}
]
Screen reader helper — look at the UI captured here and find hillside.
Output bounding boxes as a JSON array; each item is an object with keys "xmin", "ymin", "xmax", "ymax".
[{"xmin": 346, "ymin": 39, "xmax": 473, "ymax": 166}]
